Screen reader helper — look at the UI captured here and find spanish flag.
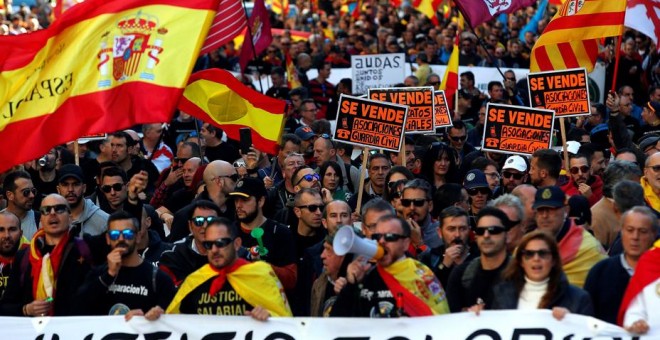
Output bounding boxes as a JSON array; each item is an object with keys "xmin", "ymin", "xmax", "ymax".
[
  {"xmin": 617, "ymin": 240, "xmax": 660, "ymax": 326},
  {"xmin": 178, "ymin": 69, "xmax": 286, "ymax": 155},
  {"xmin": 0, "ymin": 0, "xmax": 220, "ymax": 174},
  {"xmin": 530, "ymin": 0, "xmax": 626, "ymax": 72},
  {"xmin": 413, "ymin": 0, "xmax": 441, "ymax": 25},
  {"xmin": 440, "ymin": 34, "xmax": 459, "ymax": 111},
  {"xmin": 167, "ymin": 261, "xmax": 292, "ymax": 316},
  {"xmin": 558, "ymin": 223, "xmax": 607, "ymax": 288}
]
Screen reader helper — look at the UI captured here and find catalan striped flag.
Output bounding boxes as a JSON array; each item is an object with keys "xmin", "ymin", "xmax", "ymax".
[
  {"xmin": 413, "ymin": 0, "xmax": 441, "ymax": 25},
  {"xmin": 270, "ymin": 0, "xmax": 289, "ymax": 18},
  {"xmin": 0, "ymin": 0, "xmax": 220, "ymax": 174},
  {"xmin": 178, "ymin": 69, "xmax": 286, "ymax": 154},
  {"xmin": 200, "ymin": 0, "xmax": 247, "ymax": 55},
  {"xmin": 530, "ymin": 0, "xmax": 626, "ymax": 73}
]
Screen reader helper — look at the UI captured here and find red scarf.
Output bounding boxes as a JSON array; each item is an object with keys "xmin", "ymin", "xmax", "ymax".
[
  {"xmin": 377, "ymin": 265, "xmax": 433, "ymax": 316},
  {"xmin": 28, "ymin": 229, "xmax": 70, "ymax": 310},
  {"xmin": 208, "ymin": 258, "xmax": 249, "ymax": 296}
]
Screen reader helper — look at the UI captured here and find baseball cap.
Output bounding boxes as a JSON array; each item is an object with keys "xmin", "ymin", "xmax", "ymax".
[
  {"xmin": 533, "ymin": 186, "xmax": 566, "ymax": 209},
  {"xmin": 463, "ymin": 169, "xmax": 489, "ymax": 190},
  {"xmin": 564, "ymin": 141, "xmax": 581, "ymax": 155},
  {"xmin": 502, "ymin": 155, "xmax": 527, "ymax": 172},
  {"xmin": 229, "ymin": 177, "xmax": 267, "ymax": 199},
  {"xmin": 58, "ymin": 164, "xmax": 84, "ymax": 183},
  {"xmin": 295, "ymin": 126, "xmax": 315, "ymax": 141},
  {"xmin": 639, "ymin": 134, "xmax": 660, "ymax": 153}
]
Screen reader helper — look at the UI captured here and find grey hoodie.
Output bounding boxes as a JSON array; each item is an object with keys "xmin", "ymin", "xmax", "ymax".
[{"xmin": 74, "ymin": 199, "xmax": 109, "ymax": 236}]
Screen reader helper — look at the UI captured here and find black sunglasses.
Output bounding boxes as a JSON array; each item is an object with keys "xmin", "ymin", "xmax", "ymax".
[
  {"xmin": 502, "ymin": 171, "xmax": 525, "ymax": 180},
  {"xmin": 202, "ymin": 237, "xmax": 234, "ymax": 250},
  {"xmin": 296, "ymin": 204, "xmax": 324, "ymax": 212},
  {"xmin": 219, "ymin": 174, "xmax": 240, "ymax": 182},
  {"xmin": 101, "ymin": 183, "xmax": 124, "ymax": 193},
  {"xmin": 108, "ymin": 229, "xmax": 136, "ymax": 241},
  {"xmin": 371, "ymin": 233, "xmax": 408, "ymax": 242},
  {"xmin": 467, "ymin": 187, "xmax": 490, "ymax": 196},
  {"xmin": 387, "ymin": 179, "xmax": 407, "ymax": 190},
  {"xmin": 521, "ymin": 249, "xmax": 552, "ymax": 260},
  {"xmin": 191, "ymin": 216, "xmax": 219, "ymax": 227},
  {"xmin": 21, "ymin": 188, "xmax": 37, "ymax": 197},
  {"xmin": 569, "ymin": 166, "xmax": 590, "ymax": 174},
  {"xmin": 173, "ymin": 157, "xmax": 190, "ymax": 164},
  {"xmin": 449, "ymin": 135, "xmax": 467, "ymax": 142},
  {"xmin": 400, "ymin": 198, "xmax": 427, "ymax": 207},
  {"xmin": 474, "ymin": 226, "xmax": 506, "ymax": 236},
  {"xmin": 39, "ymin": 204, "xmax": 69, "ymax": 215},
  {"xmin": 295, "ymin": 173, "xmax": 320, "ymax": 186}
]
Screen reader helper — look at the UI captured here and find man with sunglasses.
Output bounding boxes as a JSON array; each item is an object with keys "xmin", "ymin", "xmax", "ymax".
[
  {"xmin": 146, "ymin": 218, "xmax": 291, "ymax": 320},
  {"xmin": 331, "ymin": 215, "xmax": 449, "ymax": 317},
  {"xmin": 0, "ymin": 194, "xmax": 92, "ymax": 316},
  {"xmin": 533, "ymin": 186, "xmax": 605, "ymax": 288},
  {"xmin": 464, "ymin": 169, "xmax": 492, "ymax": 230},
  {"xmin": 500, "ymin": 155, "xmax": 528, "ymax": 194},
  {"xmin": 56, "ymin": 164, "xmax": 108, "ymax": 237},
  {"xmin": 75, "ymin": 211, "xmax": 175, "ymax": 315},
  {"xmin": 560, "ymin": 153, "xmax": 603, "ymax": 207},
  {"xmin": 159, "ymin": 200, "xmax": 221, "ymax": 287},
  {"xmin": 446, "ymin": 207, "xmax": 511, "ymax": 312},
  {"xmin": 2, "ymin": 170, "xmax": 38, "ymax": 240},
  {"xmin": 446, "ymin": 121, "xmax": 475, "ymax": 166},
  {"xmin": 641, "ymin": 153, "xmax": 660, "ymax": 214},
  {"xmin": 401, "ymin": 179, "xmax": 442, "ymax": 250}
]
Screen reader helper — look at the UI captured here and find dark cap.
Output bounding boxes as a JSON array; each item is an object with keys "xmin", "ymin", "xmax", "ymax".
[
  {"xmin": 533, "ymin": 186, "xmax": 566, "ymax": 209},
  {"xmin": 639, "ymin": 134, "xmax": 660, "ymax": 152},
  {"xmin": 229, "ymin": 177, "xmax": 267, "ymax": 199},
  {"xmin": 58, "ymin": 164, "xmax": 84, "ymax": 183},
  {"xmin": 647, "ymin": 101, "xmax": 660, "ymax": 119},
  {"xmin": 463, "ymin": 169, "xmax": 489, "ymax": 190},
  {"xmin": 295, "ymin": 126, "xmax": 315, "ymax": 141}
]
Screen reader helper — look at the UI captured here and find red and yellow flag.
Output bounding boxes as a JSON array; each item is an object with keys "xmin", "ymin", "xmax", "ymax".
[
  {"xmin": 530, "ymin": 0, "xmax": 626, "ymax": 72},
  {"xmin": 285, "ymin": 52, "xmax": 301, "ymax": 89},
  {"xmin": 0, "ymin": 0, "xmax": 220, "ymax": 173},
  {"xmin": 440, "ymin": 34, "xmax": 459, "ymax": 111},
  {"xmin": 413, "ymin": 0, "xmax": 441, "ymax": 25},
  {"xmin": 178, "ymin": 69, "xmax": 286, "ymax": 155}
]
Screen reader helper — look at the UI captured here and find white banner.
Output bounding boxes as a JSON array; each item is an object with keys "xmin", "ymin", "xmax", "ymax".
[
  {"xmin": 350, "ymin": 53, "xmax": 406, "ymax": 95},
  {"xmin": 4, "ymin": 310, "xmax": 654, "ymax": 339}
]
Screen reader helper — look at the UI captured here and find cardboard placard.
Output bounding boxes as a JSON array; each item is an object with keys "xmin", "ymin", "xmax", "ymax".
[
  {"xmin": 368, "ymin": 87, "xmax": 435, "ymax": 134},
  {"xmin": 333, "ymin": 94, "xmax": 408, "ymax": 152},
  {"xmin": 434, "ymin": 90, "xmax": 453, "ymax": 128},
  {"xmin": 351, "ymin": 53, "xmax": 406, "ymax": 95},
  {"xmin": 482, "ymin": 103, "xmax": 555, "ymax": 156},
  {"xmin": 527, "ymin": 68, "xmax": 590, "ymax": 117}
]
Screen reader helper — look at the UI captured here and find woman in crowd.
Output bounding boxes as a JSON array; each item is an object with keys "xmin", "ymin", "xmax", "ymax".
[
  {"xmin": 383, "ymin": 166, "xmax": 415, "ymax": 216},
  {"xmin": 319, "ymin": 161, "xmax": 350, "ymax": 202},
  {"xmin": 421, "ymin": 142, "xmax": 460, "ymax": 190}
]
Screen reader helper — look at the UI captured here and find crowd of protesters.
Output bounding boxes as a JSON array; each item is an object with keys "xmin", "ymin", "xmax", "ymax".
[{"xmin": 1, "ymin": 0, "xmax": 660, "ymax": 335}]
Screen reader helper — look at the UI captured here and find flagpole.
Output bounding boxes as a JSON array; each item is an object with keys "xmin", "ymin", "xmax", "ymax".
[
  {"xmin": 458, "ymin": 11, "xmax": 506, "ymax": 80},
  {"xmin": 610, "ymin": 35, "xmax": 623, "ymax": 92},
  {"xmin": 241, "ymin": 0, "xmax": 264, "ymax": 94}
]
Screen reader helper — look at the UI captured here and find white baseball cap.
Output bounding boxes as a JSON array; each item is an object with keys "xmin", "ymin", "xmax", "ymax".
[{"xmin": 502, "ymin": 155, "xmax": 527, "ymax": 172}]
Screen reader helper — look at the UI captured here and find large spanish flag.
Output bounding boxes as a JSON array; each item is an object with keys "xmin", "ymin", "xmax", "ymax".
[
  {"xmin": 0, "ymin": 0, "xmax": 220, "ymax": 173},
  {"xmin": 440, "ymin": 34, "xmax": 459, "ymax": 111},
  {"xmin": 558, "ymin": 223, "xmax": 607, "ymax": 288},
  {"xmin": 178, "ymin": 69, "xmax": 286, "ymax": 155},
  {"xmin": 530, "ymin": 0, "xmax": 625, "ymax": 72}
]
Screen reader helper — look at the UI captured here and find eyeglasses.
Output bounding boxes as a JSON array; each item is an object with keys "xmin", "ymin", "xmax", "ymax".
[
  {"xmin": 191, "ymin": 216, "xmax": 219, "ymax": 227},
  {"xmin": 295, "ymin": 173, "xmax": 320, "ymax": 186},
  {"xmin": 296, "ymin": 204, "xmax": 324, "ymax": 212},
  {"xmin": 400, "ymin": 198, "xmax": 427, "ymax": 207},
  {"xmin": 387, "ymin": 179, "xmax": 407, "ymax": 190},
  {"xmin": 646, "ymin": 165, "xmax": 660, "ymax": 173},
  {"xmin": 218, "ymin": 174, "xmax": 240, "ymax": 182},
  {"xmin": 108, "ymin": 229, "xmax": 136, "ymax": 241},
  {"xmin": 521, "ymin": 249, "xmax": 552, "ymax": 260},
  {"xmin": 21, "ymin": 188, "xmax": 37, "ymax": 197},
  {"xmin": 202, "ymin": 237, "xmax": 234, "ymax": 250},
  {"xmin": 449, "ymin": 135, "xmax": 467, "ymax": 142},
  {"xmin": 467, "ymin": 187, "xmax": 490, "ymax": 196},
  {"xmin": 101, "ymin": 183, "xmax": 124, "ymax": 193},
  {"xmin": 474, "ymin": 226, "xmax": 506, "ymax": 236},
  {"xmin": 502, "ymin": 171, "xmax": 525, "ymax": 180},
  {"xmin": 173, "ymin": 157, "xmax": 190, "ymax": 164},
  {"xmin": 39, "ymin": 204, "xmax": 69, "ymax": 215},
  {"xmin": 370, "ymin": 233, "xmax": 408, "ymax": 242},
  {"xmin": 484, "ymin": 172, "xmax": 500, "ymax": 180},
  {"xmin": 569, "ymin": 166, "xmax": 590, "ymax": 174}
]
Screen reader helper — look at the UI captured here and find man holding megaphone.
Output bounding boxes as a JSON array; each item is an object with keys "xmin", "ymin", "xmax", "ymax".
[{"xmin": 330, "ymin": 215, "xmax": 449, "ymax": 318}]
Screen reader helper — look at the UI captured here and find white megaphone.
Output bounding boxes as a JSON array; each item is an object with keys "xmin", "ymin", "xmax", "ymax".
[{"xmin": 333, "ymin": 226, "xmax": 384, "ymax": 260}]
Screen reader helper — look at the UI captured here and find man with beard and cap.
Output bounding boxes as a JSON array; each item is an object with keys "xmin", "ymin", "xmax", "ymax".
[
  {"xmin": 0, "ymin": 194, "xmax": 93, "ymax": 316},
  {"xmin": 2, "ymin": 171, "xmax": 38, "ymax": 240},
  {"xmin": 500, "ymin": 156, "xmax": 528, "ymax": 194},
  {"xmin": 56, "ymin": 164, "xmax": 108, "ymax": 237},
  {"xmin": 75, "ymin": 211, "xmax": 175, "ymax": 315},
  {"xmin": 561, "ymin": 153, "xmax": 603, "ymax": 207},
  {"xmin": 0, "ymin": 211, "xmax": 27, "ymax": 297},
  {"xmin": 464, "ymin": 169, "xmax": 491, "ymax": 230},
  {"xmin": 230, "ymin": 178, "xmax": 297, "ymax": 290},
  {"xmin": 331, "ymin": 215, "xmax": 450, "ymax": 317},
  {"xmin": 420, "ymin": 206, "xmax": 478, "ymax": 287}
]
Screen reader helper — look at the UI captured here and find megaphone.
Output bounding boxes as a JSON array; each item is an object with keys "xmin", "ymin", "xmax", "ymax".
[{"xmin": 333, "ymin": 226, "xmax": 384, "ymax": 260}]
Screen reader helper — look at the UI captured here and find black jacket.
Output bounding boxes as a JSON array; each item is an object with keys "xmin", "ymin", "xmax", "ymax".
[{"xmin": 158, "ymin": 236, "xmax": 207, "ymax": 286}]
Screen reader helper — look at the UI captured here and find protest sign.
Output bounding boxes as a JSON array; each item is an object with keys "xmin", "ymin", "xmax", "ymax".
[
  {"xmin": 334, "ymin": 94, "xmax": 408, "ymax": 152},
  {"xmin": 528, "ymin": 68, "xmax": 590, "ymax": 117},
  {"xmin": 434, "ymin": 91, "xmax": 453, "ymax": 128},
  {"xmin": 369, "ymin": 87, "xmax": 434, "ymax": 133},
  {"xmin": 351, "ymin": 53, "xmax": 405, "ymax": 95},
  {"xmin": 482, "ymin": 103, "xmax": 555, "ymax": 156}
]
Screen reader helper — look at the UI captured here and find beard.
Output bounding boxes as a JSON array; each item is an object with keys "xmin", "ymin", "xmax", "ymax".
[
  {"xmin": 238, "ymin": 208, "xmax": 259, "ymax": 224},
  {"xmin": 114, "ymin": 242, "xmax": 136, "ymax": 258},
  {"xmin": 0, "ymin": 239, "xmax": 20, "ymax": 258}
]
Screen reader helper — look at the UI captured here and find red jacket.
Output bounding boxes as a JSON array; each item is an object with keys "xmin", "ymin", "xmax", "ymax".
[{"xmin": 560, "ymin": 175, "xmax": 603, "ymax": 207}]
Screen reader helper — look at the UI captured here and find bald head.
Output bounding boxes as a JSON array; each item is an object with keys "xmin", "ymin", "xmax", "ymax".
[{"xmin": 203, "ymin": 160, "xmax": 237, "ymax": 194}]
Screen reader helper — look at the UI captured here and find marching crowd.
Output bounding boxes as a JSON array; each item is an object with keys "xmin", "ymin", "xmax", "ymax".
[{"xmin": 1, "ymin": 0, "xmax": 660, "ymax": 336}]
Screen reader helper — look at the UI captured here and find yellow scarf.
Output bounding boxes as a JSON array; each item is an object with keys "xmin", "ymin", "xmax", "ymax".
[
  {"xmin": 641, "ymin": 176, "xmax": 660, "ymax": 212},
  {"xmin": 382, "ymin": 258, "xmax": 450, "ymax": 315},
  {"xmin": 167, "ymin": 261, "xmax": 292, "ymax": 316}
]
